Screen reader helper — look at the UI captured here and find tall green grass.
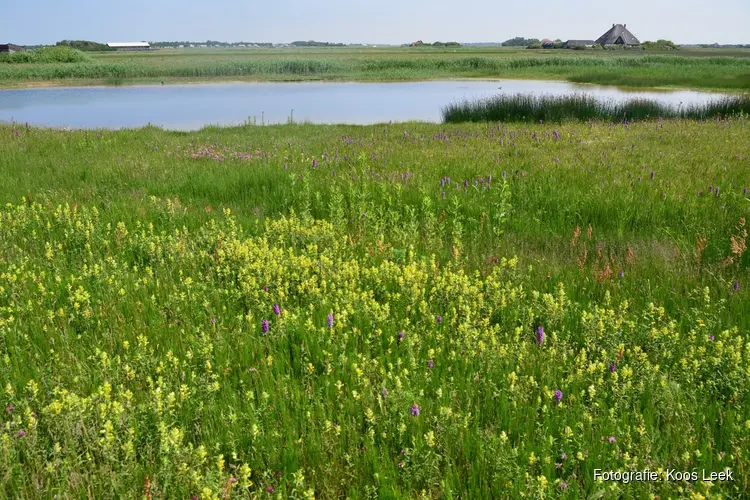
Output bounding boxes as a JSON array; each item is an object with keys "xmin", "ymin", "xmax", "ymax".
[
  {"xmin": 0, "ymin": 59, "xmax": 341, "ymax": 80},
  {"xmin": 1, "ymin": 52, "xmax": 749, "ymax": 90},
  {"xmin": 360, "ymin": 54, "xmax": 750, "ymax": 71},
  {"xmin": 442, "ymin": 93, "xmax": 750, "ymax": 123},
  {"xmin": 567, "ymin": 72, "xmax": 750, "ymax": 90}
]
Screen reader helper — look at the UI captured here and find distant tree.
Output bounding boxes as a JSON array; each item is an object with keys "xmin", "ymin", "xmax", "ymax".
[
  {"xmin": 148, "ymin": 41, "xmax": 275, "ymax": 48},
  {"xmin": 502, "ymin": 37, "xmax": 540, "ymax": 47},
  {"xmin": 642, "ymin": 39, "xmax": 680, "ymax": 50},
  {"xmin": 290, "ymin": 40, "xmax": 345, "ymax": 47},
  {"xmin": 56, "ymin": 40, "xmax": 113, "ymax": 52}
]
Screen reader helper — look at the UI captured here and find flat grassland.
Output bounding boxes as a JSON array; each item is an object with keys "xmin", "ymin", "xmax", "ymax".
[
  {"xmin": 1, "ymin": 117, "xmax": 749, "ymax": 498},
  {"xmin": 1, "ymin": 46, "xmax": 750, "ymax": 90}
]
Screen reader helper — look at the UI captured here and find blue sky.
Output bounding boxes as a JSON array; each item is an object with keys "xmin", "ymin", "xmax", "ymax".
[{"xmin": 2, "ymin": 0, "xmax": 748, "ymax": 46}]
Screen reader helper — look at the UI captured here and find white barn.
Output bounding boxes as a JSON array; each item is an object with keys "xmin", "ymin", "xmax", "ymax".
[{"xmin": 107, "ymin": 42, "xmax": 151, "ymax": 51}]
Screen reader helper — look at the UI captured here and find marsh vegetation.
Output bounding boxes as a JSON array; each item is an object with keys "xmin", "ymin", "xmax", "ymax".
[
  {"xmin": 0, "ymin": 117, "xmax": 748, "ymax": 497},
  {"xmin": 1, "ymin": 47, "xmax": 749, "ymax": 90},
  {"xmin": 443, "ymin": 93, "xmax": 750, "ymax": 123}
]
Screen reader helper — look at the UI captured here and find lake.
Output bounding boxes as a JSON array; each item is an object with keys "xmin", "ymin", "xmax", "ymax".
[{"xmin": 0, "ymin": 80, "xmax": 728, "ymax": 130}]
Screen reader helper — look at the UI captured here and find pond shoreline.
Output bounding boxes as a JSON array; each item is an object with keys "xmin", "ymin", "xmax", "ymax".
[
  {"xmin": 0, "ymin": 79, "xmax": 736, "ymax": 131},
  {"xmin": 0, "ymin": 75, "xmax": 744, "ymax": 94}
]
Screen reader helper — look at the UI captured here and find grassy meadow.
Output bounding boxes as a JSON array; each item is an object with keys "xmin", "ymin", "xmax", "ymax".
[
  {"xmin": 1, "ymin": 46, "xmax": 750, "ymax": 90},
  {"xmin": 1, "ymin": 116, "xmax": 749, "ymax": 498}
]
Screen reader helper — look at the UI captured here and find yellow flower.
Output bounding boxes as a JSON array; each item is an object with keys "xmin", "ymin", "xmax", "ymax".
[{"xmin": 424, "ymin": 431, "xmax": 436, "ymax": 447}]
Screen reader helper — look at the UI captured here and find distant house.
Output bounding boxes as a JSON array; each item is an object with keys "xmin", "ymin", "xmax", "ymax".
[
  {"xmin": 563, "ymin": 24, "xmax": 640, "ymax": 49},
  {"xmin": 541, "ymin": 38, "xmax": 554, "ymax": 48},
  {"xmin": 595, "ymin": 24, "xmax": 640, "ymax": 46},
  {"xmin": 410, "ymin": 40, "xmax": 424, "ymax": 46},
  {"xmin": 107, "ymin": 42, "xmax": 151, "ymax": 51},
  {"xmin": 563, "ymin": 40, "xmax": 595, "ymax": 49},
  {"xmin": 0, "ymin": 43, "xmax": 25, "ymax": 53}
]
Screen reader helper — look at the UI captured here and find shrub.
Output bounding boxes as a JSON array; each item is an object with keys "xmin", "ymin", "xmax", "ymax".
[
  {"xmin": 431, "ymin": 41, "xmax": 462, "ymax": 47},
  {"xmin": 642, "ymin": 40, "xmax": 680, "ymax": 51},
  {"xmin": 56, "ymin": 40, "xmax": 114, "ymax": 52},
  {"xmin": 502, "ymin": 37, "xmax": 540, "ymax": 47},
  {"xmin": 0, "ymin": 46, "xmax": 90, "ymax": 64},
  {"xmin": 37, "ymin": 46, "xmax": 91, "ymax": 63}
]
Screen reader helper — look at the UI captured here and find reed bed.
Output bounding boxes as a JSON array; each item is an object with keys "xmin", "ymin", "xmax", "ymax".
[
  {"xmin": 1, "ymin": 53, "xmax": 749, "ymax": 89},
  {"xmin": 442, "ymin": 93, "xmax": 750, "ymax": 123},
  {"xmin": 0, "ymin": 59, "xmax": 342, "ymax": 81}
]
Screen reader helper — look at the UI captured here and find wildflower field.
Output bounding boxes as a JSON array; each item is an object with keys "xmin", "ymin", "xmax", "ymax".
[{"xmin": 1, "ymin": 117, "xmax": 749, "ymax": 498}]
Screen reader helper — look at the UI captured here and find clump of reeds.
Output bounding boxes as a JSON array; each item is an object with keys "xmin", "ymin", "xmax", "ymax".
[
  {"xmin": 442, "ymin": 93, "xmax": 750, "ymax": 123},
  {"xmin": 0, "ymin": 59, "xmax": 341, "ymax": 81}
]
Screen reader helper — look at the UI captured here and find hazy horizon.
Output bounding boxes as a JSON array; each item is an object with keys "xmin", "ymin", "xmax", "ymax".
[{"xmin": 2, "ymin": 0, "xmax": 748, "ymax": 46}]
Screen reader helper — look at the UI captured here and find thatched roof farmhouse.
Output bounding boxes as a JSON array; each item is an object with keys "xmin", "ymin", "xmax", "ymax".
[
  {"xmin": 563, "ymin": 24, "xmax": 640, "ymax": 49},
  {"xmin": 595, "ymin": 24, "xmax": 640, "ymax": 46}
]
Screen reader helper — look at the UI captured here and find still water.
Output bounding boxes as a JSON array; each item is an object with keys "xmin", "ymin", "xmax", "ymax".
[{"xmin": 0, "ymin": 80, "xmax": 726, "ymax": 131}]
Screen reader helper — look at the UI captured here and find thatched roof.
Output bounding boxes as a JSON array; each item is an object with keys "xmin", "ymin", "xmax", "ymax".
[{"xmin": 596, "ymin": 24, "xmax": 640, "ymax": 45}]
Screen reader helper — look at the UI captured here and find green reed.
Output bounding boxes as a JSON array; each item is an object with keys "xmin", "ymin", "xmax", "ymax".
[
  {"xmin": 1, "ymin": 51, "xmax": 749, "ymax": 90},
  {"xmin": 442, "ymin": 93, "xmax": 750, "ymax": 123}
]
